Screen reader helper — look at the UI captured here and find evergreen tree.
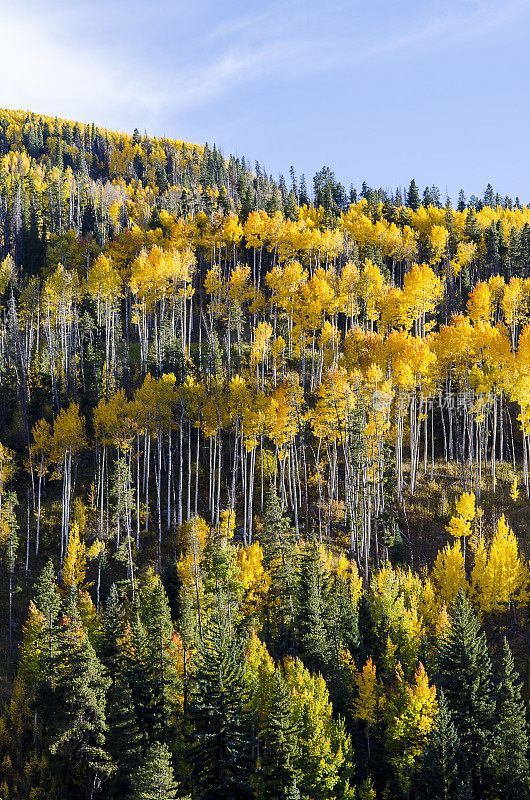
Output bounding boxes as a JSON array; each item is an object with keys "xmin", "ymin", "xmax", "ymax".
[
  {"xmin": 406, "ymin": 179, "xmax": 420, "ymax": 211},
  {"xmin": 27, "ymin": 537, "xmax": 47, "ymax": 598},
  {"xmin": 131, "ymin": 740, "xmax": 180, "ymax": 800},
  {"xmin": 259, "ymin": 487, "xmax": 297, "ymax": 658},
  {"xmin": 139, "ymin": 569, "xmax": 182, "ymax": 739},
  {"xmin": 484, "ymin": 183, "xmax": 495, "ymax": 207},
  {"xmin": 417, "ymin": 690, "xmax": 471, "ymax": 800},
  {"xmin": 97, "ymin": 583, "xmax": 125, "ymax": 683},
  {"xmin": 97, "ymin": 587, "xmax": 142, "ymax": 797},
  {"xmin": 162, "ymin": 558, "xmax": 182, "ymax": 621},
  {"xmin": 106, "ymin": 680, "xmax": 143, "ymax": 799},
  {"xmin": 356, "ymin": 593, "xmax": 379, "ymax": 670},
  {"xmin": 490, "ymin": 638, "xmax": 530, "ymax": 799},
  {"xmin": 298, "ymin": 174, "xmax": 309, "ymax": 206},
  {"xmin": 126, "ymin": 612, "xmax": 167, "ymax": 750},
  {"xmin": 187, "ymin": 615, "xmax": 254, "ymax": 800},
  {"xmin": 435, "ymin": 591, "xmax": 496, "ymax": 797},
  {"xmin": 296, "ymin": 538, "xmax": 330, "ymax": 674},
  {"xmin": 255, "ymin": 670, "xmax": 300, "ymax": 800},
  {"xmin": 239, "ymin": 185, "xmax": 255, "ymax": 223},
  {"xmin": 35, "ymin": 597, "xmax": 112, "ymax": 798}
]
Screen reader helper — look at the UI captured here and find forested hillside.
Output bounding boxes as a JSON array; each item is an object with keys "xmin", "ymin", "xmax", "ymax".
[{"xmin": 0, "ymin": 108, "xmax": 529, "ymax": 799}]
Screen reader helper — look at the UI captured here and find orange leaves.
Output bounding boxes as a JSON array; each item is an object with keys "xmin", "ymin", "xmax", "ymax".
[{"xmin": 467, "ymin": 281, "xmax": 492, "ymax": 324}]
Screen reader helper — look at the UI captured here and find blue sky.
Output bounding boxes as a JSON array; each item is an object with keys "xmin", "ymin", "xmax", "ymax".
[{"xmin": 2, "ymin": 0, "xmax": 530, "ymax": 201}]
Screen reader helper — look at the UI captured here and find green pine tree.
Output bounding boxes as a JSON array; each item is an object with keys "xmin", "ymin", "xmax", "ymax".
[
  {"xmin": 435, "ymin": 591, "xmax": 496, "ymax": 797},
  {"xmin": 162, "ymin": 559, "xmax": 182, "ymax": 621},
  {"xmin": 131, "ymin": 740, "xmax": 180, "ymax": 800},
  {"xmin": 490, "ymin": 638, "xmax": 530, "ymax": 799},
  {"xmin": 35, "ymin": 597, "xmax": 112, "ymax": 798},
  {"xmin": 138, "ymin": 569, "xmax": 182, "ymax": 743},
  {"xmin": 126, "ymin": 612, "xmax": 166, "ymax": 749},
  {"xmin": 260, "ymin": 487, "xmax": 297, "ymax": 658},
  {"xmin": 187, "ymin": 615, "xmax": 254, "ymax": 800},
  {"xmin": 254, "ymin": 669, "xmax": 300, "ymax": 800},
  {"xmin": 417, "ymin": 689, "xmax": 472, "ymax": 800},
  {"xmin": 97, "ymin": 583, "xmax": 126, "ymax": 684},
  {"xmin": 296, "ymin": 538, "xmax": 331, "ymax": 674},
  {"xmin": 34, "ymin": 559, "xmax": 61, "ymax": 621},
  {"xmin": 106, "ymin": 680, "xmax": 143, "ymax": 799},
  {"xmin": 406, "ymin": 179, "xmax": 420, "ymax": 211}
]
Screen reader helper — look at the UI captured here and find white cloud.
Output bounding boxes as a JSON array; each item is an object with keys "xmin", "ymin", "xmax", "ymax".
[
  {"xmin": 0, "ymin": 3, "xmax": 166, "ymax": 129},
  {"xmin": 0, "ymin": 0, "xmax": 528, "ymax": 132}
]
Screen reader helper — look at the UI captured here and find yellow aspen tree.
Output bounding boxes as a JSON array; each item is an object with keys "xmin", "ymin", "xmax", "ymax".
[
  {"xmin": 431, "ymin": 540, "xmax": 468, "ymax": 604},
  {"xmin": 61, "ymin": 522, "xmax": 87, "ymax": 593},
  {"xmin": 445, "ymin": 491, "xmax": 476, "ymax": 560},
  {"xmin": 353, "ymin": 658, "xmax": 380, "ymax": 758},
  {"xmin": 238, "ymin": 542, "xmax": 270, "ymax": 622},
  {"xmin": 385, "ymin": 663, "xmax": 438, "ymax": 797},
  {"xmin": 471, "ymin": 515, "xmax": 530, "ymax": 618}
]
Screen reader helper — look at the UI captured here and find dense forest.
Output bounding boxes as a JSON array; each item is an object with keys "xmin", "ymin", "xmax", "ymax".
[{"xmin": 0, "ymin": 108, "xmax": 529, "ymax": 799}]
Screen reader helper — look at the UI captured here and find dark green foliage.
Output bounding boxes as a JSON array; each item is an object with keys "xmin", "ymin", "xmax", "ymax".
[
  {"xmin": 187, "ymin": 615, "xmax": 254, "ymax": 800},
  {"xmin": 255, "ymin": 670, "xmax": 300, "ymax": 800},
  {"xmin": 259, "ymin": 487, "xmax": 297, "ymax": 658},
  {"xmin": 490, "ymin": 638, "xmax": 530, "ymax": 799},
  {"xmin": 296, "ymin": 538, "xmax": 331, "ymax": 674},
  {"xmin": 435, "ymin": 591, "xmax": 496, "ymax": 797},
  {"xmin": 126, "ymin": 609, "xmax": 178, "ymax": 751},
  {"xmin": 356, "ymin": 593, "xmax": 379, "ymax": 669},
  {"xmin": 139, "ymin": 568, "xmax": 174, "ymax": 648},
  {"xmin": 96, "ymin": 585, "xmax": 142, "ymax": 797},
  {"xmin": 34, "ymin": 599, "xmax": 112, "ymax": 797},
  {"xmin": 416, "ymin": 690, "xmax": 471, "ymax": 800},
  {"xmin": 131, "ymin": 740, "xmax": 180, "ymax": 800},
  {"xmin": 136, "ymin": 571, "xmax": 182, "ymax": 746},
  {"xmin": 106, "ymin": 680, "xmax": 143, "ymax": 799},
  {"xmin": 162, "ymin": 559, "xmax": 182, "ymax": 620},
  {"xmin": 97, "ymin": 583, "xmax": 126, "ymax": 682},
  {"xmin": 406, "ymin": 179, "xmax": 420, "ymax": 211},
  {"xmin": 33, "ymin": 559, "xmax": 61, "ymax": 622}
]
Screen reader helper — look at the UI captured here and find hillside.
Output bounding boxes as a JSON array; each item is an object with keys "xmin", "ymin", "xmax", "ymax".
[{"xmin": 0, "ymin": 108, "xmax": 529, "ymax": 800}]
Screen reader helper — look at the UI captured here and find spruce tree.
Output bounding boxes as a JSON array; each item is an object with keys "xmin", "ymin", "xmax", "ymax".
[
  {"xmin": 106, "ymin": 680, "xmax": 143, "ymax": 799},
  {"xmin": 97, "ymin": 583, "xmax": 125, "ymax": 683},
  {"xmin": 260, "ymin": 487, "xmax": 297, "ymax": 658},
  {"xmin": 35, "ymin": 596, "xmax": 111, "ymax": 797},
  {"xmin": 138, "ymin": 569, "xmax": 181, "ymax": 744},
  {"xmin": 131, "ymin": 740, "xmax": 180, "ymax": 800},
  {"xmin": 255, "ymin": 670, "xmax": 300, "ymax": 800},
  {"xmin": 406, "ymin": 179, "xmax": 420, "ymax": 211},
  {"xmin": 34, "ymin": 559, "xmax": 61, "ymax": 622},
  {"xmin": 417, "ymin": 689, "xmax": 471, "ymax": 800},
  {"xmin": 187, "ymin": 615, "xmax": 254, "ymax": 800},
  {"xmin": 490, "ymin": 638, "xmax": 530, "ymax": 799},
  {"xmin": 162, "ymin": 558, "xmax": 182, "ymax": 621},
  {"xmin": 126, "ymin": 612, "xmax": 166, "ymax": 749},
  {"xmin": 96, "ymin": 584, "xmax": 142, "ymax": 796},
  {"xmin": 435, "ymin": 591, "xmax": 496, "ymax": 797},
  {"xmin": 356, "ymin": 593, "xmax": 379, "ymax": 670},
  {"xmin": 296, "ymin": 538, "xmax": 330, "ymax": 674}
]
